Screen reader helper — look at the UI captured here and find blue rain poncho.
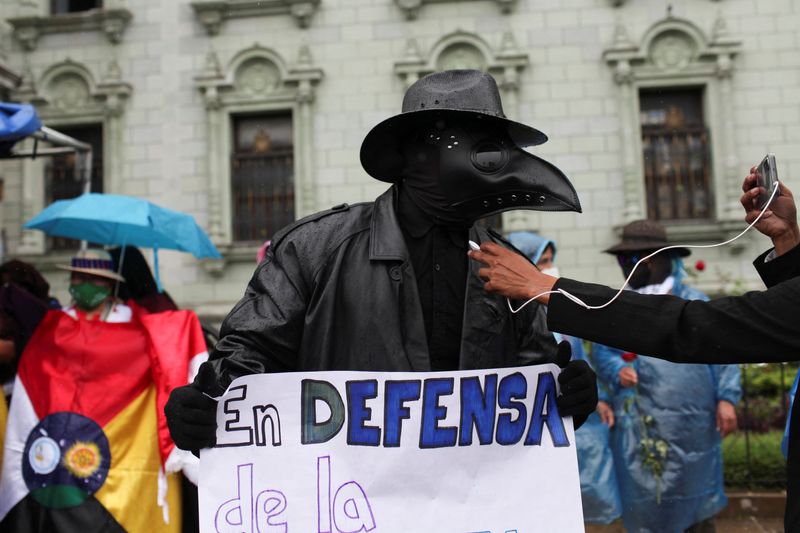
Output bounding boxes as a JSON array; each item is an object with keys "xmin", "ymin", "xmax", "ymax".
[
  {"xmin": 507, "ymin": 231, "xmax": 556, "ymax": 264},
  {"xmin": 558, "ymin": 334, "xmax": 622, "ymax": 525},
  {"xmin": 592, "ymin": 278, "xmax": 741, "ymax": 532}
]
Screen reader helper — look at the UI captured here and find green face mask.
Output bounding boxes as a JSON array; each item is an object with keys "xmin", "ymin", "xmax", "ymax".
[{"xmin": 69, "ymin": 282, "xmax": 111, "ymax": 310}]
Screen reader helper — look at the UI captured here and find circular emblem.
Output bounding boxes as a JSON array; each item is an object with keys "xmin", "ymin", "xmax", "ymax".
[
  {"xmin": 22, "ymin": 412, "xmax": 111, "ymax": 509},
  {"xmin": 28, "ymin": 436, "xmax": 61, "ymax": 475},
  {"xmin": 64, "ymin": 441, "xmax": 102, "ymax": 479}
]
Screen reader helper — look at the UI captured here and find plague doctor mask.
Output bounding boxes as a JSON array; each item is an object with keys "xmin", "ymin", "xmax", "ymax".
[{"xmin": 360, "ymin": 70, "xmax": 581, "ymax": 222}]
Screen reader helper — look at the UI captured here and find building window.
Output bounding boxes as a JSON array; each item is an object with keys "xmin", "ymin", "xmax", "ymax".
[
  {"xmin": 640, "ymin": 87, "xmax": 712, "ymax": 221},
  {"xmin": 45, "ymin": 124, "xmax": 103, "ymax": 250},
  {"xmin": 51, "ymin": 0, "xmax": 102, "ymax": 14},
  {"xmin": 230, "ymin": 113, "xmax": 294, "ymax": 243}
]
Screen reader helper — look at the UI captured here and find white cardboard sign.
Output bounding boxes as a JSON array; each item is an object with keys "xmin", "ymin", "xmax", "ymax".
[{"xmin": 199, "ymin": 364, "xmax": 584, "ymax": 532}]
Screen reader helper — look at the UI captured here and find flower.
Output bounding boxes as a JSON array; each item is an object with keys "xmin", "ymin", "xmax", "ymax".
[
  {"xmin": 621, "ymin": 351, "xmax": 637, "ymax": 363},
  {"xmin": 695, "ymin": 260, "xmax": 706, "ymax": 272}
]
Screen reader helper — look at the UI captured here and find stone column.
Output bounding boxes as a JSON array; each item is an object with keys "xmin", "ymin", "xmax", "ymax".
[
  {"xmin": 18, "ymin": 138, "xmax": 44, "ymax": 253},
  {"xmin": 203, "ymin": 87, "xmax": 224, "ymax": 243},
  {"xmin": 104, "ymin": 96, "xmax": 124, "ymax": 193},
  {"xmin": 716, "ymin": 53, "xmax": 740, "ymax": 219},
  {"xmin": 499, "ymin": 65, "xmax": 519, "ymax": 119},
  {"xmin": 296, "ymin": 79, "xmax": 315, "ymax": 217},
  {"xmin": 614, "ymin": 60, "xmax": 644, "ymax": 222}
]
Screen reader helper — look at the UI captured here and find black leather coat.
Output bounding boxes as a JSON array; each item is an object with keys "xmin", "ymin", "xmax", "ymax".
[{"xmin": 197, "ymin": 186, "xmax": 557, "ymax": 396}]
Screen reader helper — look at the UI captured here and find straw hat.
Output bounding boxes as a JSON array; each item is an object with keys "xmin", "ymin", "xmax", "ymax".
[{"xmin": 58, "ymin": 249, "xmax": 126, "ymax": 282}]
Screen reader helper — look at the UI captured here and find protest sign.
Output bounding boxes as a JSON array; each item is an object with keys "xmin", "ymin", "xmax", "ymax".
[{"xmin": 199, "ymin": 364, "xmax": 584, "ymax": 532}]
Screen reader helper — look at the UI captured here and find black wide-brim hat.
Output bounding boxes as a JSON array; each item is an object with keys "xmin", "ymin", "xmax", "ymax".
[
  {"xmin": 604, "ymin": 219, "xmax": 690, "ymax": 257},
  {"xmin": 360, "ymin": 70, "xmax": 548, "ymax": 182}
]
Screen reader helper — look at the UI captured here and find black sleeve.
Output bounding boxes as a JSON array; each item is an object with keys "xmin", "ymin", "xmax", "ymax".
[
  {"xmin": 195, "ymin": 243, "xmax": 310, "ymax": 396},
  {"xmin": 754, "ymin": 243, "xmax": 800, "ymax": 288},
  {"xmin": 546, "ymin": 276, "xmax": 800, "ymax": 365}
]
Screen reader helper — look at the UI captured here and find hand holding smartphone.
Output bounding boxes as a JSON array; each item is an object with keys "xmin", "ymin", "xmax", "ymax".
[{"xmin": 755, "ymin": 153, "xmax": 780, "ymax": 209}]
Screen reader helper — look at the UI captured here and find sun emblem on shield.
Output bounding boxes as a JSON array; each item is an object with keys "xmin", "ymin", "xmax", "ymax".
[{"xmin": 63, "ymin": 441, "xmax": 102, "ymax": 479}]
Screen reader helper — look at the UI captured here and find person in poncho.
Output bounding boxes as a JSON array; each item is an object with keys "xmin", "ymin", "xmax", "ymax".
[
  {"xmin": 591, "ymin": 220, "xmax": 741, "ymax": 533},
  {"xmin": 0, "ymin": 249, "xmax": 207, "ymax": 533}
]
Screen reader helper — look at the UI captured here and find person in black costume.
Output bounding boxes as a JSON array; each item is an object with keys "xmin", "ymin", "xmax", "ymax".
[
  {"xmin": 165, "ymin": 70, "xmax": 598, "ymax": 456},
  {"xmin": 469, "ymin": 170, "xmax": 800, "ymax": 531}
]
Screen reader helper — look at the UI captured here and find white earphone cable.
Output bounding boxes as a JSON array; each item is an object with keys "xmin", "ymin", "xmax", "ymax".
[{"xmin": 507, "ymin": 182, "xmax": 781, "ymax": 314}]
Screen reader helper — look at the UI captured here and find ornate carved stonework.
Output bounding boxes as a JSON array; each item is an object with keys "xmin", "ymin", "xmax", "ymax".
[
  {"xmin": 14, "ymin": 60, "xmax": 131, "ymax": 118},
  {"xmin": 7, "ymin": 9, "xmax": 133, "ymax": 51},
  {"xmin": 394, "ymin": 30, "xmax": 528, "ymax": 99},
  {"xmin": 0, "ymin": 63, "xmax": 21, "ymax": 92},
  {"xmin": 394, "ymin": 0, "xmax": 517, "ymax": 20},
  {"xmin": 190, "ymin": 0, "xmax": 321, "ymax": 34},
  {"xmin": 47, "ymin": 72, "xmax": 91, "ymax": 110},
  {"xmin": 604, "ymin": 16, "xmax": 741, "ymax": 83},
  {"xmin": 436, "ymin": 43, "xmax": 487, "ymax": 71},
  {"xmin": 235, "ymin": 58, "xmax": 281, "ymax": 94},
  {"xmin": 649, "ymin": 31, "xmax": 695, "ymax": 70}
]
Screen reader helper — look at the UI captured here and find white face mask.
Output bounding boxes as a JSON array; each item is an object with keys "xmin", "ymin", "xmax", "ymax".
[{"xmin": 540, "ymin": 266, "xmax": 560, "ymax": 278}]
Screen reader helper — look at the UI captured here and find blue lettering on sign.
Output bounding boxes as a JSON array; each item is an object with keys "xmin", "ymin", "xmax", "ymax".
[
  {"xmin": 419, "ymin": 378, "xmax": 458, "ymax": 448},
  {"xmin": 495, "ymin": 372, "xmax": 528, "ymax": 445},
  {"xmin": 458, "ymin": 374, "xmax": 498, "ymax": 446},
  {"xmin": 346, "ymin": 380, "xmax": 381, "ymax": 446},
  {"xmin": 219, "ymin": 370, "xmax": 574, "ymax": 450},
  {"xmin": 524, "ymin": 372, "xmax": 569, "ymax": 447},
  {"xmin": 383, "ymin": 380, "xmax": 422, "ymax": 447}
]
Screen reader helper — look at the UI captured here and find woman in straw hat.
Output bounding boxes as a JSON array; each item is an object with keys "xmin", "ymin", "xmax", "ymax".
[{"xmin": 59, "ymin": 249, "xmax": 130, "ymax": 323}]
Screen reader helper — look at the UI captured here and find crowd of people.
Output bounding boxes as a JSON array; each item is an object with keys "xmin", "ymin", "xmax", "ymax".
[{"xmin": 0, "ymin": 68, "xmax": 796, "ymax": 532}]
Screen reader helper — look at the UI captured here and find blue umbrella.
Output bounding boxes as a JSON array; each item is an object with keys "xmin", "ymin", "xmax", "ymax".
[{"xmin": 24, "ymin": 193, "xmax": 222, "ymax": 290}]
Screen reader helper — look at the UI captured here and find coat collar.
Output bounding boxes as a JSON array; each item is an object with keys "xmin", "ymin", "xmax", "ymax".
[
  {"xmin": 369, "ymin": 185, "xmax": 408, "ymax": 261},
  {"xmin": 370, "ymin": 185, "xmax": 471, "ymax": 261}
]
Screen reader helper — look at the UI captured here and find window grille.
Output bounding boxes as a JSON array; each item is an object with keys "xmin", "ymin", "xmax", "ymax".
[
  {"xmin": 230, "ymin": 113, "xmax": 295, "ymax": 243},
  {"xmin": 640, "ymin": 88, "xmax": 713, "ymax": 221}
]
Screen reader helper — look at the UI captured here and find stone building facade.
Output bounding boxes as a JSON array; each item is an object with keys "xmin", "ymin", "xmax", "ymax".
[{"xmin": 0, "ymin": 0, "xmax": 798, "ymax": 321}]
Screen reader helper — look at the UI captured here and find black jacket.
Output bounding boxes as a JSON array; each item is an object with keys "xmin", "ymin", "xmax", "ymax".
[
  {"xmin": 546, "ymin": 243, "xmax": 800, "ymax": 532},
  {"xmin": 197, "ymin": 186, "xmax": 556, "ymax": 396}
]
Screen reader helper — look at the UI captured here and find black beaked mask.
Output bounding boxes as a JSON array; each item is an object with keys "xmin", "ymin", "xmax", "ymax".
[{"xmin": 400, "ymin": 118, "xmax": 581, "ymax": 223}]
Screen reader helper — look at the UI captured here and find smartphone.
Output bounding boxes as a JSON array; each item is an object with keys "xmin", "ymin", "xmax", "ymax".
[{"xmin": 755, "ymin": 153, "xmax": 780, "ymax": 209}]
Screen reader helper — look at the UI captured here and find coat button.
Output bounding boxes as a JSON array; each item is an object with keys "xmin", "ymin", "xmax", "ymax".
[{"xmin": 390, "ymin": 266, "xmax": 402, "ymax": 281}]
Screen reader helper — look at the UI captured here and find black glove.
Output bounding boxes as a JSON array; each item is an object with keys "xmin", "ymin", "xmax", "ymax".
[
  {"xmin": 164, "ymin": 384, "xmax": 218, "ymax": 453},
  {"xmin": 554, "ymin": 341, "xmax": 598, "ymax": 430}
]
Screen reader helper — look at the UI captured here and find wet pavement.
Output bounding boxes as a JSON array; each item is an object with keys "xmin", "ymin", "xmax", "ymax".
[
  {"xmin": 586, "ymin": 517, "xmax": 783, "ymax": 532},
  {"xmin": 584, "ymin": 492, "xmax": 786, "ymax": 532}
]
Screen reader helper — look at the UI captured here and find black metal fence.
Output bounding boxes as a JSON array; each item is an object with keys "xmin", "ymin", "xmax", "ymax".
[{"xmin": 723, "ymin": 362, "xmax": 794, "ymax": 490}]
